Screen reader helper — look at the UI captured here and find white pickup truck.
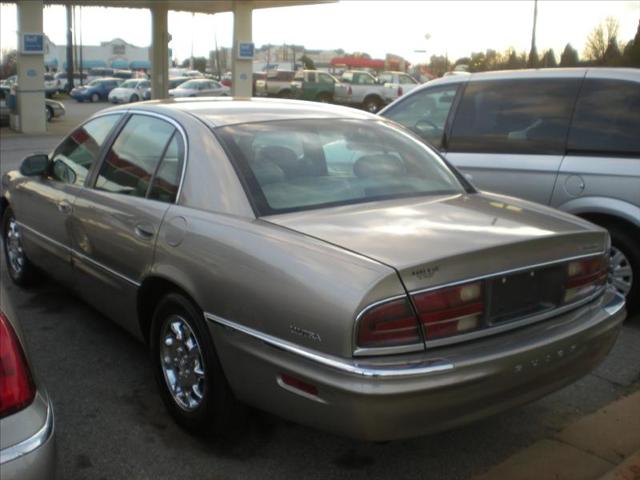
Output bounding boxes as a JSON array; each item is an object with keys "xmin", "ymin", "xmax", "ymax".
[
  {"xmin": 255, "ymin": 70, "xmax": 296, "ymax": 98},
  {"xmin": 333, "ymin": 71, "xmax": 388, "ymax": 113},
  {"xmin": 379, "ymin": 71, "xmax": 420, "ymax": 103}
]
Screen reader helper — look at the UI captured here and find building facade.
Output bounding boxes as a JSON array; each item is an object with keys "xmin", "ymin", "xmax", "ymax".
[{"xmin": 44, "ymin": 36, "xmax": 151, "ymax": 71}]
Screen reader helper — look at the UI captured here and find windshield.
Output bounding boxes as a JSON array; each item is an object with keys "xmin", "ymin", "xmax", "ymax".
[
  {"xmin": 217, "ymin": 119, "xmax": 465, "ymax": 215},
  {"xmin": 120, "ymin": 80, "xmax": 138, "ymax": 89},
  {"xmin": 88, "ymin": 79, "xmax": 102, "ymax": 86},
  {"xmin": 178, "ymin": 80, "xmax": 202, "ymax": 89}
]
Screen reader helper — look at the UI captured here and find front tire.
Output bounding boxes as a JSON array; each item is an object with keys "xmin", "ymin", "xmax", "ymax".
[
  {"xmin": 2, "ymin": 207, "xmax": 39, "ymax": 286},
  {"xmin": 130, "ymin": 94, "xmax": 139, "ymax": 103},
  {"xmin": 150, "ymin": 293, "xmax": 238, "ymax": 436},
  {"xmin": 607, "ymin": 226, "xmax": 639, "ymax": 315},
  {"xmin": 45, "ymin": 106, "xmax": 53, "ymax": 122},
  {"xmin": 363, "ymin": 96, "xmax": 382, "ymax": 113}
]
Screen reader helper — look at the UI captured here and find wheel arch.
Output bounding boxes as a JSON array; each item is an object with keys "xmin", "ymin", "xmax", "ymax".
[
  {"xmin": 137, "ymin": 274, "xmax": 202, "ymax": 345},
  {"xmin": 557, "ymin": 196, "xmax": 640, "ymax": 230}
]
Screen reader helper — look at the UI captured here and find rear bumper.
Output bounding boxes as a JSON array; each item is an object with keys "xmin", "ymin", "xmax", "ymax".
[
  {"xmin": 0, "ymin": 393, "xmax": 56, "ymax": 480},
  {"xmin": 208, "ymin": 289, "xmax": 625, "ymax": 441}
]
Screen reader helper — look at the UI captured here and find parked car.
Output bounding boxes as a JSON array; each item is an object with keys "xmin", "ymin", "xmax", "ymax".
[
  {"xmin": 86, "ymin": 67, "xmax": 116, "ymax": 83},
  {"xmin": 333, "ymin": 70, "xmax": 387, "ymax": 112},
  {"xmin": 53, "ymin": 71, "xmax": 88, "ymax": 92},
  {"xmin": 0, "ymin": 86, "xmax": 65, "ymax": 124},
  {"xmin": 290, "ymin": 69, "xmax": 338, "ymax": 103},
  {"xmin": 184, "ymin": 70, "xmax": 204, "ymax": 78},
  {"xmin": 43, "ymin": 74, "xmax": 57, "ymax": 98},
  {"xmin": 70, "ymin": 77, "xmax": 121, "ymax": 102},
  {"xmin": 255, "ymin": 70, "xmax": 295, "ymax": 98},
  {"xmin": 108, "ymin": 79, "xmax": 151, "ymax": 104},
  {"xmin": 112, "ymin": 70, "xmax": 134, "ymax": 81},
  {"xmin": 0, "ymin": 98, "xmax": 626, "ymax": 441},
  {"xmin": 143, "ymin": 77, "xmax": 192, "ymax": 101},
  {"xmin": 380, "ymin": 68, "xmax": 640, "ymax": 313},
  {"xmin": 378, "ymin": 71, "xmax": 420, "ymax": 103},
  {"xmin": 168, "ymin": 79, "xmax": 229, "ymax": 98},
  {"xmin": 0, "ymin": 288, "xmax": 56, "ymax": 479}
]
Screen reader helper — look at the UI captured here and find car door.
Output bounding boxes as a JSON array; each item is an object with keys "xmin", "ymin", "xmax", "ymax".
[
  {"xmin": 70, "ymin": 112, "xmax": 185, "ymax": 333},
  {"xmin": 9, "ymin": 113, "xmax": 124, "ymax": 287},
  {"xmin": 445, "ymin": 77, "xmax": 581, "ymax": 204}
]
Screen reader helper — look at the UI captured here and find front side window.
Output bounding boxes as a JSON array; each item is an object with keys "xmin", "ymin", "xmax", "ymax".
[
  {"xmin": 400, "ymin": 75, "xmax": 417, "ymax": 85},
  {"xmin": 51, "ymin": 114, "xmax": 123, "ymax": 186},
  {"xmin": 307, "ymin": 72, "xmax": 316, "ymax": 83},
  {"xmin": 217, "ymin": 119, "xmax": 465, "ymax": 215},
  {"xmin": 319, "ymin": 73, "xmax": 336, "ymax": 84},
  {"xmin": 354, "ymin": 73, "xmax": 374, "ymax": 85},
  {"xmin": 95, "ymin": 115, "xmax": 175, "ymax": 197},
  {"xmin": 120, "ymin": 80, "xmax": 138, "ymax": 89},
  {"xmin": 449, "ymin": 79, "xmax": 581, "ymax": 154},
  {"xmin": 383, "ymin": 84, "xmax": 459, "ymax": 148},
  {"xmin": 568, "ymin": 79, "xmax": 640, "ymax": 156}
]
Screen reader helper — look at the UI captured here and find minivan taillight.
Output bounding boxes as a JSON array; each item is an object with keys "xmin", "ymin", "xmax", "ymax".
[
  {"xmin": 413, "ymin": 282, "xmax": 484, "ymax": 340},
  {"xmin": 564, "ymin": 255, "xmax": 608, "ymax": 304},
  {"xmin": 347, "ymin": 86, "xmax": 352, "ymax": 96},
  {"xmin": 397, "ymin": 86, "xmax": 403, "ymax": 97},
  {"xmin": 356, "ymin": 298, "xmax": 421, "ymax": 348},
  {"xmin": 0, "ymin": 311, "xmax": 36, "ymax": 418}
]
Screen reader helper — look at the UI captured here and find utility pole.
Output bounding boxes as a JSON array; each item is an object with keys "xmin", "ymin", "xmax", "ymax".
[
  {"xmin": 531, "ymin": 0, "xmax": 538, "ymax": 54},
  {"xmin": 78, "ymin": 6, "xmax": 83, "ymax": 84},
  {"xmin": 66, "ymin": 4, "xmax": 74, "ymax": 92}
]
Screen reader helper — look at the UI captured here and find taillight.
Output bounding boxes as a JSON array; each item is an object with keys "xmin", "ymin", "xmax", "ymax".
[
  {"xmin": 356, "ymin": 298, "xmax": 421, "ymax": 348},
  {"xmin": 0, "ymin": 311, "xmax": 36, "ymax": 418},
  {"xmin": 564, "ymin": 255, "xmax": 608, "ymax": 304},
  {"xmin": 397, "ymin": 86, "xmax": 403, "ymax": 97},
  {"xmin": 413, "ymin": 282, "xmax": 484, "ymax": 340},
  {"xmin": 347, "ymin": 86, "xmax": 352, "ymax": 96}
]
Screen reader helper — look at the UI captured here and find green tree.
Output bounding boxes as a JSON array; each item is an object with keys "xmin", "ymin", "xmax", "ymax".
[
  {"xmin": 181, "ymin": 56, "xmax": 207, "ymax": 72},
  {"xmin": 527, "ymin": 45, "xmax": 540, "ymax": 68},
  {"xmin": 299, "ymin": 54, "xmax": 315, "ymax": 70},
  {"xmin": 604, "ymin": 37, "xmax": 622, "ymax": 65},
  {"xmin": 468, "ymin": 52, "xmax": 487, "ymax": 72},
  {"xmin": 627, "ymin": 20, "xmax": 640, "ymax": 66},
  {"xmin": 428, "ymin": 54, "xmax": 449, "ymax": 77},
  {"xmin": 541, "ymin": 49, "xmax": 558, "ymax": 68},
  {"xmin": 559, "ymin": 43, "xmax": 579, "ymax": 66}
]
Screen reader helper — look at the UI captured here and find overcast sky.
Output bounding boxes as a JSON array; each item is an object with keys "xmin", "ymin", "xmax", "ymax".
[{"xmin": 1, "ymin": 1, "xmax": 638, "ymax": 64}]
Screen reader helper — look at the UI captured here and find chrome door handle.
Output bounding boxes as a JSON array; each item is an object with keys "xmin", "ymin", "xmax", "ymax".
[
  {"xmin": 57, "ymin": 200, "xmax": 72, "ymax": 215},
  {"xmin": 134, "ymin": 223, "xmax": 155, "ymax": 240}
]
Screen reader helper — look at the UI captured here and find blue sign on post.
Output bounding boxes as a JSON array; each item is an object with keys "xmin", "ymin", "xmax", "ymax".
[
  {"xmin": 237, "ymin": 42, "xmax": 255, "ymax": 60},
  {"xmin": 21, "ymin": 33, "xmax": 45, "ymax": 55}
]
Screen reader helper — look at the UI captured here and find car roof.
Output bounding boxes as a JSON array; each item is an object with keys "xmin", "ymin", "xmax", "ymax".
[
  {"xmin": 413, "ymin": 67, "xmax": 640, "ymax": 89},
  {"xmin": 102, "ymin": 97, "xmax": 378, "ymax": 127}
]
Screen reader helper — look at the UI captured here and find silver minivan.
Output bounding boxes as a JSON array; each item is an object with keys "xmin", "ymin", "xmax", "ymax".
[{"xmin": 380, "ymin": 68, "xmax": 640, "ymax": 314}]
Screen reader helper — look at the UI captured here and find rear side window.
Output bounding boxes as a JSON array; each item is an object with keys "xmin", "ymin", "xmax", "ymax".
[
  {"xmin": 95, "ymin": 114, "xmax": 176, "ymax": 198},
  {"xmin": 449, "ymin": 79, "xmax": 581, "ymax": 154},
  {"xmin": 568, "ymin": 79, "xmax": 640, "ymax": 156},
  {"xmin": 307, "ymin": 72, "xmax": 316, "ymax": 83},
  {"xmin": 51, "ymin": 114, "xmax": 123, "ymax": 186},
  {"xmin": 148, "ymin": 133, "xmax": 185, "ymax": 203}
]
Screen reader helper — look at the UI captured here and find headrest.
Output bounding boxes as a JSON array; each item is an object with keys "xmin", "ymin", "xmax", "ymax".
[{"xmin": 353, "ymin": 154, "xmax": 406, "ymax": 178}]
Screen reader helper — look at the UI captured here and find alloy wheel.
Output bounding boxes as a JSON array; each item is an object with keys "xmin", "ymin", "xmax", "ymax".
[
  {"xmin": 5, "ymin": 216, "xmax": 25, "ymax": 276},
  {"xmin": 159, "ymin": 315, "xmax": 206, "ymax": 411},
  {"xmin": 609, "ymin": 245, "xmax": 633, "ymax": 297}
]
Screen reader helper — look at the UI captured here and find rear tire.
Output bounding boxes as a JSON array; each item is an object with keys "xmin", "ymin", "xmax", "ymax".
[
  {"xmin": 363, "ymin": 96, "xmax": 382, "ymax": 113},
  {"xmin": 316, "ymin": 93, "xmax": 331, "ymax": 103},
  {"xmin": 45, "ymin": 106, "xmax": 53, "ymax": 122},
  {"xmin": 130, "ymin": 94, "xmax": 139, "ymax": 103},
  {"xmin": 90, "ymin": 93, "xmax": 100, "ymax": 103},
  {"xmin": 150, "ymin": 293, "xmax": 239, "ymax": 437},
  {"xmin": 607, "ymin": 226, "xmax": 639, "ymax": 315},
  {"xmin": 2, "ymin": 207, "xmax": 39, "ymax": 287}
]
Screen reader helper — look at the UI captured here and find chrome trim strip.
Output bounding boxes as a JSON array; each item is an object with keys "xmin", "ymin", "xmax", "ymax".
[
  {"xmin": 73, "ymin": 250, "xmax": 141, "ymax": 287},
  {"xmin": 411, "ymin": 251, "xmax": 606, "ymax": 297},
  {"xmin": 353, "ymin": 252, "xmax": 608, "ymax": 356},
  {"xmin": 126, "ymin": 109, "xmax": 189, "ymax": 205},
  {"xmin": 0, "ymin": 400, "xmax": 54, "ymax": 465},
  {"xmin": 15, "ymin": 222, "xmax": 72, "ymax": 253},
  {"xmin": 16, "ymin": 222, "xmax": 141, "ymax": 288},
  {"xmin": 205, "ymin": 313, "xmax": 454, "ymax": 378}
]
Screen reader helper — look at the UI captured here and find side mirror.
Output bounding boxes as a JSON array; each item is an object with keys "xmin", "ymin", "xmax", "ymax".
[{"xmin": 20, "ymin": 154, "xmax": 50, "ymax": 176}]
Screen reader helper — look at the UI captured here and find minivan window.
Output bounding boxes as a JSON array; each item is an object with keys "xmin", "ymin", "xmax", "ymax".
[
  {"xmin": 567, "ymin": 79, "xmax": 640, "ymax": 156},
  {"xmin": 95, "ymin": 115, "xmax": 176, "ymax": 197},
  {"xmin": 449, "ymin": 79, "xmax": 581, "ymax": 155},
  {"xmin": 383, "ymin": 84, "xmax": 459, "ymax": 149},
  {"xmin": 51, "ymin": 114, "xmax": 123, "ymax": 186}
]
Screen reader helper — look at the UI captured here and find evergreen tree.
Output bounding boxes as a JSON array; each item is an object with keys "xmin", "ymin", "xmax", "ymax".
[
  {"xmin": 560, "ymin": 43, "xmax": 579, "ymax": 66},
  {"xmin": 541, "ymin": 49, "xmax": 558, "ymax": 68},
  {"xmin": 527, "ymin": 45, "xmax": 540, "ymax": 68}
]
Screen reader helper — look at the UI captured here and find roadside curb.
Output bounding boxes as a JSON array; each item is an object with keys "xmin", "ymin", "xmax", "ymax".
[{"xmin": 473, "ymin": 390, "xmax": 640, "ymax": 480}]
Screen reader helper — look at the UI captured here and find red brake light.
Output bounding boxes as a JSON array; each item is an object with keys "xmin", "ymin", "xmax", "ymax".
[
  {"xmin": 0, "ymin": 311, "xmax": 36, "ymax": 418},
  {"xmin": 413, "ymin": 282, "xmax": 484, "ymax": 340},
  {"xmin": 564, "ymin": 255, "xmax": 608, "ymax": 303},
  {"xmin": 356, "ymin": 298, "xmax": 421, "ymax": 348},
  {"xmin": 397, "ymin": 86, "xmax": 403, "ymax": 97}
]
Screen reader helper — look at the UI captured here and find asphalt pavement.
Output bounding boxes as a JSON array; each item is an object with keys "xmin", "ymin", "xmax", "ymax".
[{"xmin": 1, "ymin": 99, "xmax": 639, "ymax": 480}]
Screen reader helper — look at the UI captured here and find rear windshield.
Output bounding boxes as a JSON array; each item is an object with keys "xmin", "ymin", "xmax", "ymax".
[{"xmin": 216, "ymin": 119, "xmax": 465, "ymax": 215}]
